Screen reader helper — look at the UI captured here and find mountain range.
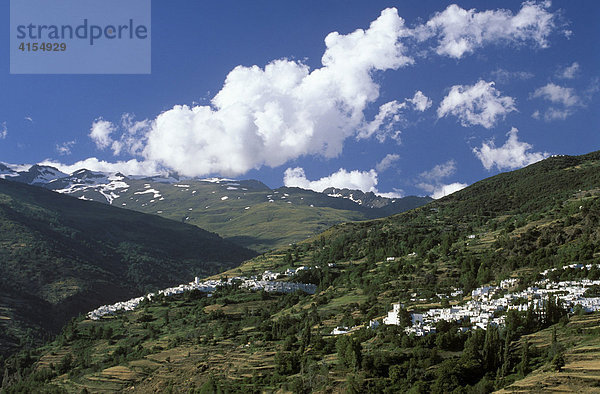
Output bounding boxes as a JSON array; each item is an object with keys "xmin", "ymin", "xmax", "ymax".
[{"xmin": 0, "ymin": 163, "xmax": 431, "ymax": 252}]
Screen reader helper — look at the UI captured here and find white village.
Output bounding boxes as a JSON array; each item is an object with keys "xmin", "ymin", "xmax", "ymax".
[
  {"xmin": 88, "ymin": 266, "xmax": 318, "ymax": 320},
  {"xmin": 384, "ymin": 263, "xmax": 600, "ymax": 336},
  {"xmin": 89, "ymin": 260, "xmax": 600, "ymax": 340}
]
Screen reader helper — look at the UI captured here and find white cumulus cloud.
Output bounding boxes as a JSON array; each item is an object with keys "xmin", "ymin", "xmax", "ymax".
[
  {"xmin": 141, "ymin": 8, "xmax": 413, "ymax": 177},
  {"xmin": 90, "ymin": 115, "xmax": 152, "ymax": 156},
  {"xmin": 111, "ymin": 113, "xmax": 152, "ymax": 156},
  {"xmin": 359, "ymin": 90, "xmax": 432, "ymax": 142},
  {"xmin": 473, "ymin": 127, "xmax": 549, "ymax": 170},
  {"xmin": 542, "ymin": 108, "xmax": 571, "ymax": 121},
  {"xmin": 415, "ymin": 1, "xmax": 556, "ymax": 59},
  {"xmin": 407, "ymin": 91, "xmax": 432, "ymax": 112},
  {"xmin": 437, "ymin": 80, "xmax": 516, "ymax": 128},
  {"xmin": 360, "ymin": 100, "xmax": 406, "ymax": 142},
  {"xmin": 532, "ymin": 83, "xmax": 580, "ymax": 107},
  {"xmin": 490, "ymin": 68, "xmax": 534, "ymax": 83},
  {"xmin": 419, "ymin": 159, "xmax": 457, "ymax": 181},
  {"xmin": 430, "ymin": 183, "xmax": 468, "ymax": 199},
  {"xmin": 377, "ymin": 189, "xmax": 405, "ymax": 199},
  {"xmin": 39, "ymin": 158, "xmax": 164, "ymax": 176},
  {"xmin": 284, "ymin": 167, "xmax": 378, "ymax": 193},
  {"xmin": 89, "ymin": 119, "xmax": 115, "ymax": 150},
  {"xmin": 0, "ymin": 122, "xmax": 7, "ymax": 139},
  {"xmin": 79, "ymin": 4, "xmax": 560, "ymax": 179},
  {"xmin": 531, "ymin": 83, "xmax": 582, "ymax": 121},
  {"xmin": 375, "ymin": 153, "xmax": 400, "ymax": 172},
  {"xmin": 283, "ymin": 167, "xmax": 403, "ymax": 198}
]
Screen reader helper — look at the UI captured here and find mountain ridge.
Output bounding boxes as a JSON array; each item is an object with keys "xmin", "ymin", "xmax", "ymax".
[{"xmin": 0, "ymin": 163, "xmax": 432, "ymax": 252}]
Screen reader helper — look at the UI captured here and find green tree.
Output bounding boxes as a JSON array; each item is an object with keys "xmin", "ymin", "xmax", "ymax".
[
  {"xmin": 433, "ymin": 359, "xmax": 464, "ymax": 393},
  {"xmin": 198, "ymin": 376, "xmax": 220, "ymax": 394},
  {"xmin": 551, "ymin": 352, "xmax": 565, "ymax": 372},
  {"xmin": 501, "ymin": 333, "xmax": 512, "ymax": 377},
  {"xmin": 518, "ymin": 340, "xmax": 530, "ymax": 376},
  {"xmin": 274, "ymin": 351, "xmax": 300, "ymax": 375},
  {"xmin": 336, "ymin": 336, "xmax": 362, "ymax": 371},
  {"xmin": 483, "ymin": 325, "xmax": 501, "ymax": 373},
  {"xmin": 462, "ymin": 330, "xmax": 484, "ymax": 366},
  {"xmin": 57, "ymin": 353, "xmax": 73, "ymax": 375}
]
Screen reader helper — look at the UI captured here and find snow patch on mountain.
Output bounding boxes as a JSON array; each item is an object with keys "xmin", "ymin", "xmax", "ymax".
[
  {"xmin": 199, "ymin": 177, "xmax": 236, "ymax": 183},
  {"xmin": 0, "ymin": 165, "xmax": 17, "ymax": 179},
  {"xmin": 53, "ymin": 170, "xmax": 130, "ymax": 204},
  {"xmin": 134, "ymin": 188, "xmax": 162, "ymax": 199}
]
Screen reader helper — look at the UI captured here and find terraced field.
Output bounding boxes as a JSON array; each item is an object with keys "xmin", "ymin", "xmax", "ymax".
[{"xmin": 499, "ymin": 314, "xmax": 600, "ymax": 393}]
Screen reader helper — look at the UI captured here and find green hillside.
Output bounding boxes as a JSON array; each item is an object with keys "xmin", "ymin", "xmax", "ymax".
[
  {"xmin": 26, "ymin": 171, "xmax": 431, "ymax": 252},
  {"xmin": 0, "ymin": 179, "xmax": 256, "ymax": 357},
  {"xmin": 2, "ymin": 151, "xmax": 600, "ymax": 393},
  {"xmin": 218, "ymin": 151, "xmax": 600, "ymax": 284}
]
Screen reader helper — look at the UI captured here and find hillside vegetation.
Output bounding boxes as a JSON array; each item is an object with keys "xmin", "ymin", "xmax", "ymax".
[
  {"xmin": 2, "ymin": 151, "xmax": 600, "ymax": 393},
  {"xmin": 0, "ymin": 180, "xmax": 256, "ymax": 357}
]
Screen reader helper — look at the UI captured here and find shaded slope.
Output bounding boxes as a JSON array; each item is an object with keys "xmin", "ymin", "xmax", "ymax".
[{"xmin": 0, "ymin": 179, "xmax": 256, "ymax": 356}]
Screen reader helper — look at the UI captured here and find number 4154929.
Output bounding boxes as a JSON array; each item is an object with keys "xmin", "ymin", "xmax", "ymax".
[{"xmin": 18, "ymin": 42, "xmax": 66, "ymax": 52}]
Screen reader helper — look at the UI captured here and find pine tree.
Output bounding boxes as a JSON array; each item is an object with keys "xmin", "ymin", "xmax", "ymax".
[
  {"xmin": 548, "ymin": 325, "xmax": 563, "ymax": 361},
  {"xmin": 551, "ymin": 352, "xmax": 565, "ymax": 372},
  {"xmin": 483, "ymin": 324, "xmax": 501, "ymax": 373},
  {"xmin": 501, "ymin": 333, "xmax": 511, "ymax": 377},
  {"xmin": 462, "ymin": 329, "xmax": 484, "ymax": 365},
  {"xmin": 518, "ymin": 340, "xmax": 530, "ymax": 376}
]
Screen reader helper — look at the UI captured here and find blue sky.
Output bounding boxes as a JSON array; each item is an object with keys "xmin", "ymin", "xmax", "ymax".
[{"xmin": 1, "ymin": 0, "xmax": 599, "ymax": 198}]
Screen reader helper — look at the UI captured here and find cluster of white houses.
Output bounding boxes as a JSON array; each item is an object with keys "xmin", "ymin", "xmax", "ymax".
[
  {"xmin": 87, "ymin": 296, "xmax": 149, "ymax": 321},
  {"xmin": 88, "ymin": 268, "xmax": 317, "ymax": 320},
  {"xmin": 241, "ymin": 279, "xmax": 316, "ymax": 293},
  {"xmin": 540, "ymin": 263, "xmax": 600, "ymax": 276},
  {"xmin": 385, "ymin": 264, "xmax": 600, "ymax": 336}
]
